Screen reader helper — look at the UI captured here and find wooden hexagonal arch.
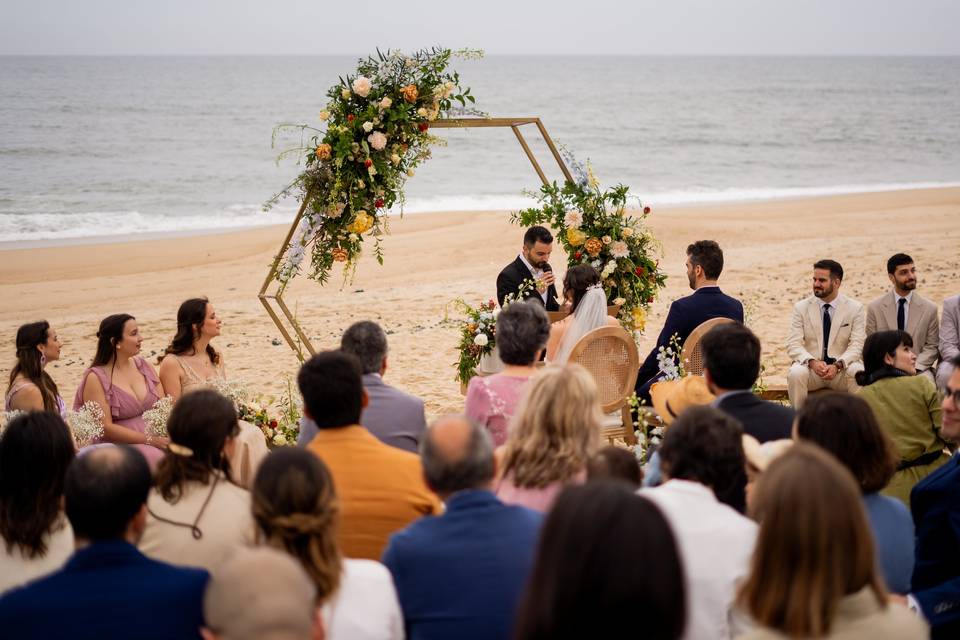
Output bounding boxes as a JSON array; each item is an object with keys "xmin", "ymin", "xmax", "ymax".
[{"xmin": 258, "ymin": 117, "xmax": 574, "ymax": 356}]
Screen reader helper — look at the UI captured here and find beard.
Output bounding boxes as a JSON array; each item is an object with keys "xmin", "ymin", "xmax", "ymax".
[
  {"xmin": 898, "ymin": 278, "xmax": 917, "ymax": 291},
  {"xmin": 813, "ymin": 285, "xmax": 834, "ymax": 299},
  {"xmin": 687, "ymin": 271, "xmax": 696, "ymax": 290}
]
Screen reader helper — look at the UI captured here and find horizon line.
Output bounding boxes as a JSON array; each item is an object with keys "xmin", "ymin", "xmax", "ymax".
[{"xmin": 2, "ymin": 52, "xmax": 959, "ymax": 58}]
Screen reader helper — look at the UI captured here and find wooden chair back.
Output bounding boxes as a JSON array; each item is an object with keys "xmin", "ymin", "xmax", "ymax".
[
  {"xmin": 681, "ymin": 317, "xmax": 736, "ymax": 376},
  {"xmin": 566, "ymin": 325, "xmax": 640, "ymax": 414}
]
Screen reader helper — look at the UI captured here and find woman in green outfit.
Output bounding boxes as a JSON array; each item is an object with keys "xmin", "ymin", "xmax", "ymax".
[{"xmin": 857, "ymin": 330, "xmax": 947, "ymax": 506}]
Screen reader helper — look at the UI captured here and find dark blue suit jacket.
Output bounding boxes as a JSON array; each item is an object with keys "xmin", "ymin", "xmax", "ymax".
[
  {"xmin": 911, "ymin": 456, "xmax": 960, "ymax": 638},
  {"xmin": 636, "ymin": 286, "xmax": 744, "ymax": 400},
  {"xmin": 382, "ymin": 489, "xmax": 543, "ymax": 640},
  {"xmin": 716, "ymin": 391, "xmax": 795, "ymax": 443},
  {"xmin": 0, "ymin": 540, "xmax": 209, "ymax": 640}
]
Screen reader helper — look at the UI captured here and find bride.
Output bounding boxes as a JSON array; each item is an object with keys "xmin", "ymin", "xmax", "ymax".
[
  {"xmin": 546, "ymin": 265, "xmax": 619, "ymax": 364},
  {"xmin": 157, "ymin": 297, "xmax": 269, "ymax": 488}
]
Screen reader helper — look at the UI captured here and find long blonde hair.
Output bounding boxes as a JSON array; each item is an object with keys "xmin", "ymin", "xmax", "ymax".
[{"xmin": 500, "ymin": 364, "xmax": 602, "ymax": 489}]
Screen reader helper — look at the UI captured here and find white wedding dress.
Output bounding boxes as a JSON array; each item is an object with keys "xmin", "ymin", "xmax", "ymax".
[{"xmin": 553, "ymin": 285, "xmax": 611, "ymax": 364}]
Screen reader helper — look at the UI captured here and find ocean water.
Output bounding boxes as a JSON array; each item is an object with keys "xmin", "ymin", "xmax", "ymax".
[{"xmin": 1, "ymin": 55, "xmax": 959, "ymax": 243}]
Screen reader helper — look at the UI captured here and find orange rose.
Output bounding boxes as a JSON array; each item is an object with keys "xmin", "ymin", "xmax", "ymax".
[
  {"xmin": 331, "ymin": 248, "xmax": 349, "ymax": 262},
  {"xmin": 400, "ymin": 84, "xmax": 419, "ymax": 103},
  {"xmin": 315, "ymin": 144, "xmax": 332, "ymax": 160},
  {"xmin": 585, "ymin": 237, "xmax": 603, "ymax": 257}
]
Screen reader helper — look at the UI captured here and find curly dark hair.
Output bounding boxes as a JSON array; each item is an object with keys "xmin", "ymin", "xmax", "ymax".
[
  {"xmin": 0, "ymin": 412, "xmax": 75, "ymax": 558},
  {"xmin": 159, "ymin": 297, "xmax": 220, "ymax": 365},
  {"xmin": 562, "ymin": 264, "xmax": 602, "ymax": 313}
]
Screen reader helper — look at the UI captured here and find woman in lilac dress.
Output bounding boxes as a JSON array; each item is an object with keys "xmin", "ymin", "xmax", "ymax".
[
  {"xmin": 496, "ymin": 364, "xmax": 601, "ymax": 513},
  {"xmin": 74, "ymin": 314, "xmax": 167, "ymax": 466},
  {"xmin": 465, "ymin": 301, "xmax": 550, "ymax": 446},
  {"xmin": 5, "ymin": 321, "xmax": 66, "ymax": 417}
]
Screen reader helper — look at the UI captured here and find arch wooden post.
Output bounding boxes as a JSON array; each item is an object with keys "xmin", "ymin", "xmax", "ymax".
[{"xmin": 258, "ymin": 117, "xmax": 572, "ymax": 356}]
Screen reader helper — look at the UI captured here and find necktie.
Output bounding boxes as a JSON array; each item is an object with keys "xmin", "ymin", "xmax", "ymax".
[
  {"xmin": 822, "ymin": 303, "xmax": 832, "ymax": 362},
  {"xmin": 897, "ymin": 298, "xmax": 906, "ymax": 332}
]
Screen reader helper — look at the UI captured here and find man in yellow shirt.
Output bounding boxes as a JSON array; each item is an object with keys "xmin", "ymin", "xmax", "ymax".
[{"xmin": 300, "ymin": 350, "xmax": 441, "ymax": 560}]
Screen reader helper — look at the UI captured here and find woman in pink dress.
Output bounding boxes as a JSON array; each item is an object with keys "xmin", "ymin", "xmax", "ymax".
[
  {"xmin": 5, "ymin": 321, "xmax": 66, "ymax": 417},
  {"xmin": 74, "ymin": 314, "xmax": 167, "ymax": 466},
  {"xmin": 465, "ymin": 301, "xmax": 551, "ymax": 446},
  {"xmin": 158, "ymin": 297, "xmax": 268, "ymax": 488},
  {"xmin": 495, "ymin": 364, "xmax": 602, "ymax": 513}
]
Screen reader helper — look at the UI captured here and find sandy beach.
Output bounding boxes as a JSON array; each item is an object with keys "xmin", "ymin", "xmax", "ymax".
[{"xmin": 3, "ymin": 186, "xmax": 959, "ymax": 419}]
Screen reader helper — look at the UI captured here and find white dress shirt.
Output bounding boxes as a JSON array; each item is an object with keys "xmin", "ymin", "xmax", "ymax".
[
  {"xmin": 322, "ymin": 558, "xmax": 404, "ymax": 640},
  {"xmin": 518, "ymin": 253, "xmax": 549, "ymax": 305},
  {"xmin": 640, "ymin": 479, "xmax": 757, "ymax": 640}
]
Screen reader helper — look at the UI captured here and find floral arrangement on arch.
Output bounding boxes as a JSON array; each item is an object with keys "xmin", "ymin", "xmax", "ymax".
[
  {"xmin": 265, "ymin": 47, "xmax": 482, "ymax": 288},
  {"xmin": 512, "ymin": 150, "xmax": 666, "ymax": 336}
]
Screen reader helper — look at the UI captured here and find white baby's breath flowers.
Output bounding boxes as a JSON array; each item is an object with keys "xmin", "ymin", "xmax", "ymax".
[
  {"xmin": 362, "ymin": 121, "xmax": 374, "ymax": 133},
  {"xmin": 473, "ymin": 333, "xmax": 489, "ymax": 347},
  {"xmin": 367, "ymin": 131, "xmax": 388, "ymax": 151},
  {"xmin": 351, "ymin": 76, "xmax": 372, "ymax": 97}
]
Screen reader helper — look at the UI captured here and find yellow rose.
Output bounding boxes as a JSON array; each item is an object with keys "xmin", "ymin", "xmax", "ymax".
[
  {"xmin": 566, "ymin": 228, "xmax": 586, "ymax": 247},
  {"xmin": 314, "ymin": 143, "xmax": 332, "ymax": 160},
  {"xmin": 631, "ymin": 306, "xmax": 647, "ymax": 332},
  {"xmin": 348, "ymin": 211, "xmax": 374, "ymax": 234},
  {"xmin": 621, "ymin": 227, "xmax": 634, "ymax": 238}
]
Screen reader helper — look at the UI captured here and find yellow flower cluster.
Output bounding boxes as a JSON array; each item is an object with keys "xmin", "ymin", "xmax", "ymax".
[
  {"xmin": 631, "ymin": 307, "xmax": 647, "ymax": 332},
  {"xmin": 347, "ymin": 211, "xmax": 374, "ymax": 234},
  {"xmin": 566, "ymin": 228, "xmax": 586, "ymax": 246}
]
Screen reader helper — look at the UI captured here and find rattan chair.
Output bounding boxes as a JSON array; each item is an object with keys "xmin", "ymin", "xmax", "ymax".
[
  {"xmin": 680, "ymin": 317, "xmax": 736, "ymax": 376},
  {"xmin": 566, "ymin": 325, "xmax": 640, "ymax": 443}
]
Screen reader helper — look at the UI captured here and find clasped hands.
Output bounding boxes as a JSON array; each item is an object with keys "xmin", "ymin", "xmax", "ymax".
[
  {"xmin": 807, "ymin": 359, "xmax": 839, "ymax": 380},
  {"xmin": 536, "ymin": 271, "xmax": 555, "ymax": 293}
]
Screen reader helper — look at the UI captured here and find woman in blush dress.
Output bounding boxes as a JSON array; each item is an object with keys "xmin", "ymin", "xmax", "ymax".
[
  {"xmin": 5, "ymin": 321, "xmax": 66, "ymax": 417},
  {"xmin": 74, "ymin": 313, "xmax": 168, "ymax": 466},
  {"xmin": 465, "ymin": 301, "xmax": 550, "ymax": 446},
  {"xmin": 158, "ymin": 297, "xmax": 268, "ymax": 488},
  {"xmin": 546, "ymin": 265, "xmax": 619, "ymax": 364},
  {"xmin": 495, "ymin": 364, "xmax": 602, "ymax": 513}
]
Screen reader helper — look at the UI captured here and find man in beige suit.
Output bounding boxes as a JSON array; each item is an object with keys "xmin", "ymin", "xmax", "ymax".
[
  {"xmin": 787, "ymin": 260, "xmax": 865, "ymax": 408},
  {"xmin": 866, "ymin": 253, "xmax": 940, "ymax": 382}
]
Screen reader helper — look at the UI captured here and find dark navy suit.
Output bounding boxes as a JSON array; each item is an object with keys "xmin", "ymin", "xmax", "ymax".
[
  {"xmin": 0, "ymin": 540, "xmax": 208, "ymax": 640},
  {"xmin": 911, "ymin": 455, "xmax": 960, "ymax": 639},
  {"xmin": 716, "ymin": 390, "xmax": 795, "ymax": 442},
  {"xmin": 382, "ymin": 489, "xmax": 543, "ymax": 640},
  {"xmin": 636, "ymin": 286, "xmax": 744, "ymax": 401}
]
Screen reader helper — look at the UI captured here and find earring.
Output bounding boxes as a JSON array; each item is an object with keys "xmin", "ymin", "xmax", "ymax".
[{"xmin": 40, "ymin": 353, "xmax": 46, "ymax": 367}]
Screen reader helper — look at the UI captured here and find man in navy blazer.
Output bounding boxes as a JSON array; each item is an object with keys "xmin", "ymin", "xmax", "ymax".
[
  {"xmin": 636, "ymin": 240, "xmax": 744, "ymax": 403},
  {"xmin": 702, "ymin": 322, "xmax": 794, "ymax": 442},
  {"xmin": 298, "ymin": 320, "xmax": 427, "ymax": 452},
  {"xmin": 382, "ymin": 415, "xmax": 543, "ymax": 640},
  {"xmin": 908, "ymin": 356, "xmax": 960, "ymax": 638},
  {"xmin": 0, "ymin": 446, "xmax": 208, "ymax": 640}
]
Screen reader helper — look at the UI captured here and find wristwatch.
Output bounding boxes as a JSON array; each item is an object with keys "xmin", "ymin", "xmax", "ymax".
[{"xmin": 836, "ymin": 360, "xmax": 845, "ymax": 371}]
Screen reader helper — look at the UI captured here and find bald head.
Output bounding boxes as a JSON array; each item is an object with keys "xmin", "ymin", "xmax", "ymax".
[
  {"xmin": 420, "ymin": 415, "xmax": 495, "ymax": 497},
  {"xmin": 65, "ymin": 445, "xmax": 151, "ymax": 542}
]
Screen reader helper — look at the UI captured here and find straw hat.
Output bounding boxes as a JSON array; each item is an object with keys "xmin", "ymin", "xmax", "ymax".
[
  {"xmin": 650, "ymin": 375, "xmax": 715, "ymax": 425},
  {"xmin": 742, "ymin": 434, "xmax": 794, "ymax": 472}
]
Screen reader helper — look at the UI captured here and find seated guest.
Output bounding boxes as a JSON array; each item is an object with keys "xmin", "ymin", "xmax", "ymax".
[
  {"xmin": 702, "ymin": 322, "xmax": 794, "ymax": 440},
  {"xmin": 75, "ymin": 313, "xmax": 168, "ymax": 465},
  {"xmin": 0, "ymin": 412, "xmax": 75, "ymax": 594},
  {"xmin": 635, "ymin": 240, "xmax": 744, "ymax": 402},
  {"xmin": 5, "ymin": 321, "xmax": 66, "ymax": 416},
  {"xmin": 786, "ymin": 260, "xmax": 865, "ymax": 408},
  {"xmin": 587, "ymin": 445, "xmax": 643, "ymax": 489},
  {"xmin": 0, "ymin": 446, "xmax": 208, "ymax": 639},
  {"xmin": 139, "ymin": 390, "xmax": 255, "ymax": 573},
  {"xmin": 514, "ymin": 482, "xmax": 686, "ymax": 640},
  {"xmin": 866, "ymin": 253, "xmax": 940, "ymax": 382},
  {"xmin": 465, "ymin": 301, "xmax": 550, "ymax": 446},
  {"xmin": 202, "ymin": 547, "xmax": 322, "ymax": 640},
  {"xmin": 857, "ymin": 330, "xmax": 949, "ymax": 506},
  {"xmin": 300, "ymin": 351, "xmax": 441, "ymax": 559},
  {"xmin": 384, "ymin": 415, "xmax": 543, "ymax": 640},
  {"xmin": 299, "ymin": 320, "xmax": 427, "ymax": 452},
  {"xmin": 496, "ymin": 365, "xmax": 600, "ymax": 512},
  {"xmin": 909, "ymin": 356, "xmax": 960, "ymax": 638},
  {"xmin": 795, "ymin": 393, "xmax": 914, "ymax": 594},
  {"xmin": 252, "ymin": 448, "xmax": 402, "ymax": 639},
  {"xmin": 937, "ymin": 294, "xmax": 959, "ymax": 390},
  {"xmin": 644, "ymin": 375, "xmax": 718, "ymax": 489},
  {"xmin": 640, "ymin": 406, "xmax": 756, "ymax": 639},
  {"xmin": 545, "ymin": 265, "xmax": 618, "ymax": 363},
  {"xmin": 737, "ymin": 444, "xmax": 926, "ymax": 639},
  {"xmin": 158, "ymin": 297, "xmax": 268, "ymax": 488},
  {"xmin": 496, "ymin": 226, "xmax": 559, "ymax": 310}
]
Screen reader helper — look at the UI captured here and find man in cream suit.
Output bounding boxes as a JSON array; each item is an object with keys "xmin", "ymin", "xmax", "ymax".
[
  {"xmin": 786, "ymin": 260, "xmax": 865, "ymax": 408},
  {"xmin": 866, "ymin": 253, "xmax": 940, "ymax": 382},
  {"xmin": 938, "ymin": 294, "xmax": 959, "ymax": 390}
]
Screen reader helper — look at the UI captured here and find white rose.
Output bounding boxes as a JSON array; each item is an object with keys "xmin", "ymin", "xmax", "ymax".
[
  {"xmin": 621, "ymin": 227, "xmax": 634, "ymax": 238},
  {"xmin": 362, "ymin": 121, "xmax": 374, "ymax": 133},
  {"xmin": 351, "ymin": 76, "xmax": 372, "ymax": 97},
  {"xmin": 319, "ymin": 109, "xmax": 330, "ymax": 121},
  {"xmin": 417, "ymin": 107, "xmax": 428, "ymax": 117},
  {"xmin": 272, "ymin": 433, "xmax": 288, "ymax": 446},
  {"xmin": 367, "ymin": 131, "xmax": 388, "ymax": 151},
  {"xmin": 341, "ymin": 88, "xmax": 352, "ymax": 99},
  {"xmin": 367, "ymin": 165, "xmax": 377, "ymax": 176},
  {"xmin": 379, "ymin": 96, "xmax": 392, "ymax": 109},
  {"xmin": 473, "ymin": 333, "xmax": 489, "ymax": 347},
  {"xmin": 613, "ymin": 297, "xmax": 626, "ymax": 306},
  {"xmin": 602, "ymin": 235, "xmax": 612, "ymax": 244}
]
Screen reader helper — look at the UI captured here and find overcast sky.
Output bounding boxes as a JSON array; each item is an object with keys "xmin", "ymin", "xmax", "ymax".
[{"xmin": 3, "ymin": 0, "xmax": 958, "ymax": 56}]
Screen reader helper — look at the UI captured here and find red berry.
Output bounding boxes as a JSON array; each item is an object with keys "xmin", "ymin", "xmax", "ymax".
[
  {"xmin": 375, "ymin": 198, "xmax": 385, "ymax": 208},
  {"xmin": 347, "ymin": 114, "xmax": 355, "ymax": 122},
  {"xmin": 364, "ymin": 159, "xmax": 373, "ymax": 167},
  {"xmin": 269, "ymin": 420, "xmax": 278, "ymax": 428},
  {"xmin": 418, "ymin": 123, "xmax": 429, "ymax": 132},
  {"xmin": 643, "ymin": 206, "xmax": 651, "ymax": 214},
  {"xmin": 574, "ymin": 251, "xmax": 582, "ymax": 259}
]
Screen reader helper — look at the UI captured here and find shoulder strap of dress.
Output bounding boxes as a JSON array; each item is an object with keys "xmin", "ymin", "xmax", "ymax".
[
  {"xmin": 169, "ymin": 354, "xmax": 203, "ymax": 383},
  {"xmin": 6, "ymin": 379, "xmax": 38, "ymax": 405}
]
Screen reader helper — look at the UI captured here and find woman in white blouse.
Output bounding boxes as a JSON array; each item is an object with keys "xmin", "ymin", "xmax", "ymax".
[{"xmin": 252, "ymin": 447, "xmax": 404, "ymax": 640}]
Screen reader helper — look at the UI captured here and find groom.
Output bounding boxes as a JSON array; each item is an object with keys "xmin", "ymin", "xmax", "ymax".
[{"xmin": 496, "ymin": 226, "xmax": 560, "ymax": 311}]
